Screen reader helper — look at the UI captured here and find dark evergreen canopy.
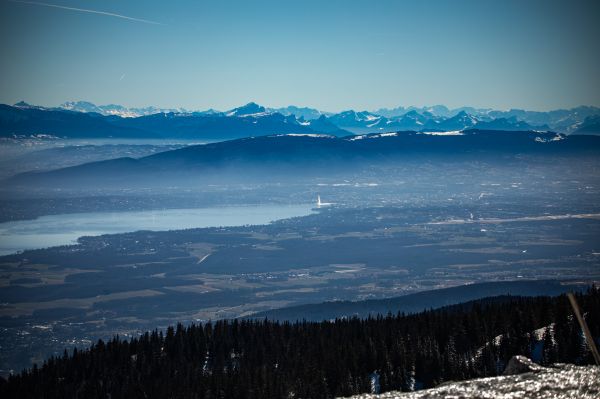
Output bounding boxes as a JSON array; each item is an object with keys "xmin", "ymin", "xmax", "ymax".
[{"xmin": 2, "ymin": 288, "xmax": 598, "ymax": 399}]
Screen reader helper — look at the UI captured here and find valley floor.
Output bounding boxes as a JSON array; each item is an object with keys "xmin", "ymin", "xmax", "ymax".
[{"xmin": 2, "ymin": 155, "xmax": 600, "ymax": 375}]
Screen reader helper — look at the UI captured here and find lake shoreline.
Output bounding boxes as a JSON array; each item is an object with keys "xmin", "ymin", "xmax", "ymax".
[{"xmin": 0, "ymin": 204, "xmax": 316, "ymax": 256}]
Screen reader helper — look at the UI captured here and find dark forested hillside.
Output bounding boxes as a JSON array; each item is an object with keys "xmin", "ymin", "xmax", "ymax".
[{"xmin": 2, "ymin": 288, "xmax": 599, "ymax": 399}]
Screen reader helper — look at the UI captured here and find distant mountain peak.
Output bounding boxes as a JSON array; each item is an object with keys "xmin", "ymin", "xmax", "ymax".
[
  {"xmin": 265, "ymin": 105, "xmax": 324, "ymax": 120},
  {"xmin": 403, "ymin": 110, "xmax": 423, "ymax": 117},
  {"xmin": 227, "ymin": 102, "xmax": 267, "ymax": 117},
  {"xmin": 198, "ymin": 108, "xmax": 222, "ymax": 115}
]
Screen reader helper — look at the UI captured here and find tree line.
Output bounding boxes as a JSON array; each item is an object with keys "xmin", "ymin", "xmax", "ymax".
[{"xmin": 2, "ymin": 287, "xmax": 598, "ymax": 398}]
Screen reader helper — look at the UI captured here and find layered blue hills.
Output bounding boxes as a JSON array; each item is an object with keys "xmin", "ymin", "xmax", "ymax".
[
  {"xmin": 2, "ymin": 101, "xmax": 599, "ymax": 140},
  {"xmin": 5, "ymin": 129, "xmax": 600, "ymax": 189}
]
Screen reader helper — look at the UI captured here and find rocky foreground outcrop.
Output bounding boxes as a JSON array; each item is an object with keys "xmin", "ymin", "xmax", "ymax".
[{"xmin": 342, "ymin": 358, "xmax": 600, "ymax": 399}]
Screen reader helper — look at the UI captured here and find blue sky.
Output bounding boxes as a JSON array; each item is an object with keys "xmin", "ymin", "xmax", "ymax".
[{"xmin": 1, "ymin": 0, "xmax": 599, "ymax": 112}]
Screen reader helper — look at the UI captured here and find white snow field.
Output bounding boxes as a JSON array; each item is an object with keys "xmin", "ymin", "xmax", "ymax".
[{"xmin": 342, "ymin": 362, "xmax": 600, "ymax": 399}]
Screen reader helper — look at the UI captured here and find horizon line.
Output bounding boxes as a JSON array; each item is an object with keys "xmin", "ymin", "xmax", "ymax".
[{"xmin": 7, "ymin": 99, "xmax": 600, "ymax": 115}]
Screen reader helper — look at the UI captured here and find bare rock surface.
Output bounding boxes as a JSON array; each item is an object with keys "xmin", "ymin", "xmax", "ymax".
[
  {"xmin": 503, "ymin": 355, "xmax": 545, "ymax": 375},
  {"xmin": 341, "ymin": 362, "xmax": 600, "ymax": 399}
]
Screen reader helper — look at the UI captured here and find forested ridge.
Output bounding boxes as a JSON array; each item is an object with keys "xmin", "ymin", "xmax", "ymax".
[{"xmin": 2, "ymin": 288, "xmax": 599, "ymax": 399}]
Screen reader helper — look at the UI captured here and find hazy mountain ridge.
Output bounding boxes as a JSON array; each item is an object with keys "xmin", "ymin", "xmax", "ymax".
[
  {"xmin": 0, "ymin": 104, "xmax": 152, "ymax": 139},
  {"xmin": 327, "ymin": 108, "xmax": 585, "ymax": 134},
  {"xmin": 5, "ymin": 129, "xmax": 600, "ymax": 189},
  {"xmin": 58, "ymin": 100, "xmax": 192, "ymax": 117},
  {"xmin": 6, "ymin": 101, "xmax": 600, "ymax": 139},
  {"xmin": 1, "ymin": 103, "xmax": 324, "ymax": 140}
]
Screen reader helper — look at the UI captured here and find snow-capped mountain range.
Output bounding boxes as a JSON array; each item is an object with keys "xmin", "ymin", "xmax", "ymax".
[
  {"xmin": 58, "ymin": 101, "xmax": 192, "ymax": 118},
  {"xmin": 8, "ymin": 100, "xmax": 600, "ymax": 137}
]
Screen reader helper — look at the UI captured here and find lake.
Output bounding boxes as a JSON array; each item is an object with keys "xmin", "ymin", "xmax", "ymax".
[{"xmin": 0, "ymin": 204, "xmax": 315, "ymax": 256}]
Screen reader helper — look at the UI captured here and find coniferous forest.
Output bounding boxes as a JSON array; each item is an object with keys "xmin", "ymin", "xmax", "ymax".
[{"xmin": 1, "ymin": 288, "xmax": 598, "ymax": 399}]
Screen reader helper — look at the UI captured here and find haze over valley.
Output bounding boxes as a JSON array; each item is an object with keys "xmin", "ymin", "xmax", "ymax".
[
  {"xmin": 2, "ymin": 0, "xmax": 600, "ymax": 397},
  {"xmin": 1, "ymin": 110, "xmax": 599, "ymax": 375}
]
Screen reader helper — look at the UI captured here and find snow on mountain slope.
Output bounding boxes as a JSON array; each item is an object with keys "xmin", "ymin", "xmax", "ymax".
[
  {"xmin": 268, "ymin": 105, "xmax": 324, "ymax": 120},
  {"xmin": 12, "ymin": 101, "xmax": 600, "ymax": 134},
  {"xmin": 341, "ymin": 361, "xmax": 600, "ymax": 399},
  {"xmin": 59, "ymin": 101, "xmax": 190, "ymax": 117}
]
